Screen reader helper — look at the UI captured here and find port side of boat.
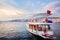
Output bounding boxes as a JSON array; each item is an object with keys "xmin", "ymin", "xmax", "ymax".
[
  {"xmin": 27, "ymin": 23, "xmax": 45, "ymax": 40},
  {"xmin": 27, "ymin": 10, "xmax": 60, "ymax": 39},
  {"xmin": 27, "ymin": 22, "xmax": 53, "ymax": 39}
]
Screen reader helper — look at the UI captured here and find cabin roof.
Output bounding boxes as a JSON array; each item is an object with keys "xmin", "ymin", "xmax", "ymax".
[
  {"xmin": 48, "ymin": 13, "xmax": 60, "ymax": 18},
  {"xmin": 28, "ymin": 22, "xmax": 52, "ymax": 25}
]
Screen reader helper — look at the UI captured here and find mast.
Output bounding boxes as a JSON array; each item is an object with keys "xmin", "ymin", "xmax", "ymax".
[{"xmin": 45, "ymin": 10, "xmax": 51, "ymax": 23}]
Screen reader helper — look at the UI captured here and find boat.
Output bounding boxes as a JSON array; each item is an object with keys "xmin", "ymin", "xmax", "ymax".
[{"xmin": 27, "ymin": 10, "xmax": 60, "ymax": 39}]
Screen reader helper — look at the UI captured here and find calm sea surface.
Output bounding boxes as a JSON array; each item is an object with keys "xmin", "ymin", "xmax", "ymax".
[{"xmin": 0, "ymin": 22, "xmax": 60, "ymax": 40}]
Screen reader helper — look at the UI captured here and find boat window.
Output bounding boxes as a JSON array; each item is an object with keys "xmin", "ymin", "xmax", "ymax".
[
  {"xmin": 37, "ymin": 25, "xmax": 42, "ymax": 31},
  {"xmin": 29, "ymin": 24, "xmax": 36, "ymax": 30},
  {"xmin": 29, "ymin": 24, "xmax": 33, "ymax": 29}
]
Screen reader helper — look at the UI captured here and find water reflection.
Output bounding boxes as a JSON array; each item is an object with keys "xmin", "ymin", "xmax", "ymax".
[{"xmin": 0, "ymin": 22, "xmax": 60, "ymax": 40}]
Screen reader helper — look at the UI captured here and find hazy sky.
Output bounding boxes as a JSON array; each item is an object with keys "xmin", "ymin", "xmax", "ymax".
[{"xmin": 0, "ymin": 0, "xmax": 60, "ymax": 21}]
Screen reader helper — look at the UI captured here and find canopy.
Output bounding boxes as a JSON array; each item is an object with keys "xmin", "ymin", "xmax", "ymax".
[
  {"xmin": 48, "ymin": 13, "xmax": 60, "ymax": 18},
  {"xmin": 28, "ymin": 22, "xmax": 52, "ymax": 25}
]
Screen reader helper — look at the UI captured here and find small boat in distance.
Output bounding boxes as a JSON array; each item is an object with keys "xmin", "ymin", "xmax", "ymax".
[{"xmin": 27, "ymin": 10, "xmax": 60, "ymax": 39}]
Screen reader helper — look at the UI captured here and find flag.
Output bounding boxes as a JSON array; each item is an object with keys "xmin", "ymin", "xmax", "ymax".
[{"xmin": 47, "ymin": 10, "xmax": 51, "ymax": 14}]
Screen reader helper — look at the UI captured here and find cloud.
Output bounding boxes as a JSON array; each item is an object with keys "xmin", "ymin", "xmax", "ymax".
[
  {"xmin": 0, "ymin": 6, "xmax": 32, "ymax": 21},
  {"xmin": 0, "ymin": 0, "xmax": 32, "ymax": 21},
  {"xmin": 37, "ymin": 1, "xmax": 41, "ymax": 5},
  {"xmin": 32, "ymin": 1, "xmax": 60, "ymax": 14},
  {"xmin": 44, "ymin": 1, "xmax": 60, "ymax": 14},
  {"xmin": 55, "ymin": 7, "xmax": 60, "ymax": 13},
  {"xmin": 0, "ymin": 0, "xmax": 46, "ymax": 21},
  {"xmin": 0, "ymin": 0, "xmax": 19, "ymax": 8},
  {"xmin": 31, "ymin": 1, "xmax": 60, "ymax": 19},
  {"xmin": 0, "ymin": 0, "xmax": 60, "ymax": 21},
  {"xmin": 31, "ymin": 3, "xmax": 35, "ymax": 7},
  {"xmin": 37, "ymin": 1, "xmax": 45, "ymax": 6}
]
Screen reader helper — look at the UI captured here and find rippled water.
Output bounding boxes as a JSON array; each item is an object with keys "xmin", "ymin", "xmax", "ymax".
[{"xmin": 0, "ymin": 22, "xmax": 60, "ymax": 40}]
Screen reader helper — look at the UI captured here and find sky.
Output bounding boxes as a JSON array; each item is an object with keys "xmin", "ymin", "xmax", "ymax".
[{"xmin": 0, "ymin": 0, "xmax": 60, "ymax": 21}]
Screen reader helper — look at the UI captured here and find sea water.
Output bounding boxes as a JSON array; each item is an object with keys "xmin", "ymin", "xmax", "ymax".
[
  {"xmin": 0, "ymin": 22, "xmax": 37, "ymax": 40},
  {"xmin": 0, "ymin": 22, "xmax": 60, "ymax": 40}
]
